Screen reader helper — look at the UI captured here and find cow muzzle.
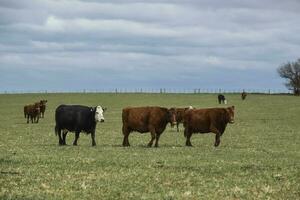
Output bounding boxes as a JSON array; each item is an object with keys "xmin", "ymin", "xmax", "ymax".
[{"xmin": 100, "ymin": 119, "xmax": 105, "ymax": 123}]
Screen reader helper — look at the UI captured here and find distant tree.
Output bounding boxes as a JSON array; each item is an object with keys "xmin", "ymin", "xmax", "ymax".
[{"xmin": 277, "ymin": 58, "xmax": 300, "ymax": 95}]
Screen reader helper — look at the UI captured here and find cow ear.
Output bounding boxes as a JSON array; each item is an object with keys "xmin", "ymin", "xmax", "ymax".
[
  {"xmin": 103, "ymin": 107, "xmax": 107, "ymax": 112},
  {"xmin": 231, "ymin": 106, "xmax": 235, "ymax": 110}
]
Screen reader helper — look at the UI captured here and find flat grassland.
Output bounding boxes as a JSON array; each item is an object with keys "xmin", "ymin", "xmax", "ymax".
[{"xmin": 0, "ymin": 93, "xmax": 299, "ymax": 199}]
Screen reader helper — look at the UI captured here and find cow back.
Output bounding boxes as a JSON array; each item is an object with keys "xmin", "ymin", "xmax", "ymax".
[
  {"xmin": 122, "ymin": 106, "xmax": 170, "ymax": 133},
  {"xmin": 55, "ymin": 105, "xmax": 96, "ymax": 133},
  {"xmin": 184, "ymin": 108, "xmax": 231, "ymax": 133}
]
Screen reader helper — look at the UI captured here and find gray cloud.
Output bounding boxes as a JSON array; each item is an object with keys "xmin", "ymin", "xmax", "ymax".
[{"xmin": 0, "ymin": 0, "xmax": 299, "ymax": 92}]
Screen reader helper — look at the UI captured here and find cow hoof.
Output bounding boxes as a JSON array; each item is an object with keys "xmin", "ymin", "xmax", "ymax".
[
  {"xmin": 214, "ymin": 142, "xmax": 220, "ymax": 147},
  {"xmin": 122, "ymin": 143, "xmax": 130, "ymax": 147}
]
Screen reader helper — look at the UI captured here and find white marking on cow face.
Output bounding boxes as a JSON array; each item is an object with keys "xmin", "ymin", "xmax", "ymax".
[{"xmin": 94, "ymin": 106, "xmax": 105, "ymax": 122}]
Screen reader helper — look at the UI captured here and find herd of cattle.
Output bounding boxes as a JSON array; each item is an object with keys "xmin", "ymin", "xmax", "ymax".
[
  {"xmin": 24, "ymin": 92, "xmax": 247, "ymax": 147},
  {"xmin": 24, "ymin": 100, "xmax": 48, "ymax": 123}
]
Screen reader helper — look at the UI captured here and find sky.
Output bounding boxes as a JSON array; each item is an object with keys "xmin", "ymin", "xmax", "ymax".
[{"xmin": 1, "ymin": 0, "xmax": 300, "ymax": 93}]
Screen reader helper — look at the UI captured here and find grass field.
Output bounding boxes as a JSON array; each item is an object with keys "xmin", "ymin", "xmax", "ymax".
[{"xmin": 0, "ymin": 93, "xmax": 299, "ymax": 199}]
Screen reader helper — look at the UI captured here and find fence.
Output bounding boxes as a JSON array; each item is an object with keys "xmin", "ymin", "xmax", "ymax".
[{"xmin": 0, "ymin": 88, "xmax": 292, "ymax": 95}]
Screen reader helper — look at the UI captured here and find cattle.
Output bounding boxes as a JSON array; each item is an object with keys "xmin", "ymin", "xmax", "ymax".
[
  {"xmin": 40, "ymin": 100, "xmax": 47, "ymax": 118},
  {"xmin": 218, "ymin": 94, "xmax": 227, "ymax": 104},
  {"xmin": 170, "ymin": 106, "xmax": 193, "ymax": 132},
  {"xmin": 241, "ymin": 91, "xmax": 247, "ymax": 100},
  {"xmin": 34, "ymin": 100, "xmax": 47, "ymax": 118},
  {"xmin": 24, "ymin": 104, "xmax": 40, "ymax": 123},
  {"xmin": 55, "ymin": 105, "xmax": 106, "ymax": 146},
  {"xmin": 122, "ymin": 106, "xmax": 177, "ymax": 147},
  {"xmin": 183, "ymin": 106, "xmax": 235, "ymax": 147}
]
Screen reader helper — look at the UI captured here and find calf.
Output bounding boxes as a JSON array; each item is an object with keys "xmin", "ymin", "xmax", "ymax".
[
  {"xmin": 35, "ymin": 100, "xmax": 47, "ymax": 118},
  {"xmin": 122, "ymin": 106, "xmax": 177, "ymax": 147},
  {"xmin": 40, "ymin": 100, "xmax": 47, "ymax": 118},
  {"xmin": 24, "ymin": 104, "xmax": 40, "ymax": 123},
  {"xmin": 183, "ymin": 106, "xmax": 235, "ymax": 147},
  {"xmin": 55, "ymin": 105, "xmax": 106, "ymax": 146}
]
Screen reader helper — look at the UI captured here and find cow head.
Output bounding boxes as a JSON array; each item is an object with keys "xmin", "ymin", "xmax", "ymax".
[
  {"xmin": 94, "ymin": 106, "xmax": 106, "ymax": 122},
  {"xmin": 40, "ymin": 100, "xmax": 47, "ymax": 105},
  {"xmin": 184, "ymin": 106, "xmax": 193, "ymax": 111},
  {"xmin": 168, "ymin": 108, "xmax": 177, "ymax": 125},
  {"xmin": 227, "ymin": 106, "xmax": 235, "ymax": 123}
]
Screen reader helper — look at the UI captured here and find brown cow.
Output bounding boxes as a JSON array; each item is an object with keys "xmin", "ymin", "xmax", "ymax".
[
  {"xmin": 171, "ymin": 106, "xmax": 193, "ymax": 132},
  {"xmin": 122, "ymin": 106, "xmax": 177, "ymax": 147},
  {"xmin": 24, "ymin": 104, "xmax": 40, "ymax": 123},
  {"xmin": 35, "ymin": 100, "xmax": 47, "ymax": 118},
  {"xmin": 183, "ymin": 106, "xmax": 235, "ymax": 147},
  {"xmin": 241, "ymin": 91, "xmax": 247, "ymax": 100}
]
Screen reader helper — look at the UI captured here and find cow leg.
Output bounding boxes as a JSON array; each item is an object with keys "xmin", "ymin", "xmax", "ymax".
[
  {"xmin": 27, "ymin": 115, "xmax": 29, "ymax": 123},
  {"xmin": 214, "ymin": 133, "xmax": 221, "ymax": 147},
  {"xmin": 73, "ymin": 131, "xmax": 80, "ymax": 146},
  {"xmin": 62, "ymin": 131, "xmax": 68, "ymax": 145},
  {"xmin": 184, "ymin": 128, "xmax": 193, "ymax": 146},
  {"xmin": 122, "ymin": 126, "xmax": 130, "ymax": 146},
  {"xmin": 154, "ymin": 133, "xmax": 161, "ymax": 147},
  {"xmin": 57, "ymin": 128, "xmax": 64, "ymax": 145},
  {"xmin": 31, "ymin": 116, "xmax": 34, "ymax": 123},
  {"xmin": 176, "ymin": 123, "xmax": 179, "ymax": 132},
  {"xmin": 91, "ymin": 131, "xmax": 96, "ymax": 146},
  {"xmin": 147, "ymin": 128, "xmax": 156, "ymax": 147},
  {"xmin": 211, "ymin": 127, "xmax": 221, "ymax": 147}
]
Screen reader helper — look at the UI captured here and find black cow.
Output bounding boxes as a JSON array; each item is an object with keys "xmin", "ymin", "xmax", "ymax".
[
  {"xmin": 218, "ymin": 94, "xmax": 227, "ymax": 104},
  {"xmin": 55, "ymin": 105, "xmax": 106, "ymax": 146}
]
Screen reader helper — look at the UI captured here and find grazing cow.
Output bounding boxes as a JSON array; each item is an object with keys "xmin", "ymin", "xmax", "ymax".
[
  {"xmin": 55, "ymin": 105, "xmax": 106, "ymax": 146},
  {"xmin": 122, "ymin": 106, "xmax": 177, "ymax": 147},
  {"xmin": 218, "ymin": 94, "xmax": 227, "ymax": 104},
  {"xmin": 241, "ymin": 91, "xmax": 247, "ymax": 100},
  {"xmin": 183, "ymin": 106, "xmax": 235, "ymax": 147},
  {"xmin": 170, "ymin": 106, "xmax": 193, "ymax": 132},
  {"xmin": 24, "ymin": 104, "xmax": 40, "ymax": 123}
]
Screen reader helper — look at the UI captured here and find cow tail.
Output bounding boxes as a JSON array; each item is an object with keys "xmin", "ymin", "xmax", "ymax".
[{"xmin": 55, "ymin": 125, "xmax": 58, "ymax": 136}]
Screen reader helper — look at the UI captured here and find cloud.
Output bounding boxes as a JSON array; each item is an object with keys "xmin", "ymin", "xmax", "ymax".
[{"xmin": 0, "ymin": 0, "xmax": 299, "ymax": 91}]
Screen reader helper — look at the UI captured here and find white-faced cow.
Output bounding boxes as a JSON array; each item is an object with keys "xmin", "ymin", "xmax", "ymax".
[
  {"xmin": 218, "ymin": 94, "xmax": 227, "ymax": 104},
  {"xmin": 55, "ymin": 105, "xmax": 106, "ymax": 146}
]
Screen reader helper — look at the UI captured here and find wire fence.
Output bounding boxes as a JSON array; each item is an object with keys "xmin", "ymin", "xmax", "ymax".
[{"xmin": 0, "ymin": 88, "xmax": 292, "ymax": 95}]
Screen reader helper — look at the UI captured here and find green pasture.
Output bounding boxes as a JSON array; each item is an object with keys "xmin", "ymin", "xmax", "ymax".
[{"xmin": 0, "ymin": 93, "xmax": 299, "ymax": 199}]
